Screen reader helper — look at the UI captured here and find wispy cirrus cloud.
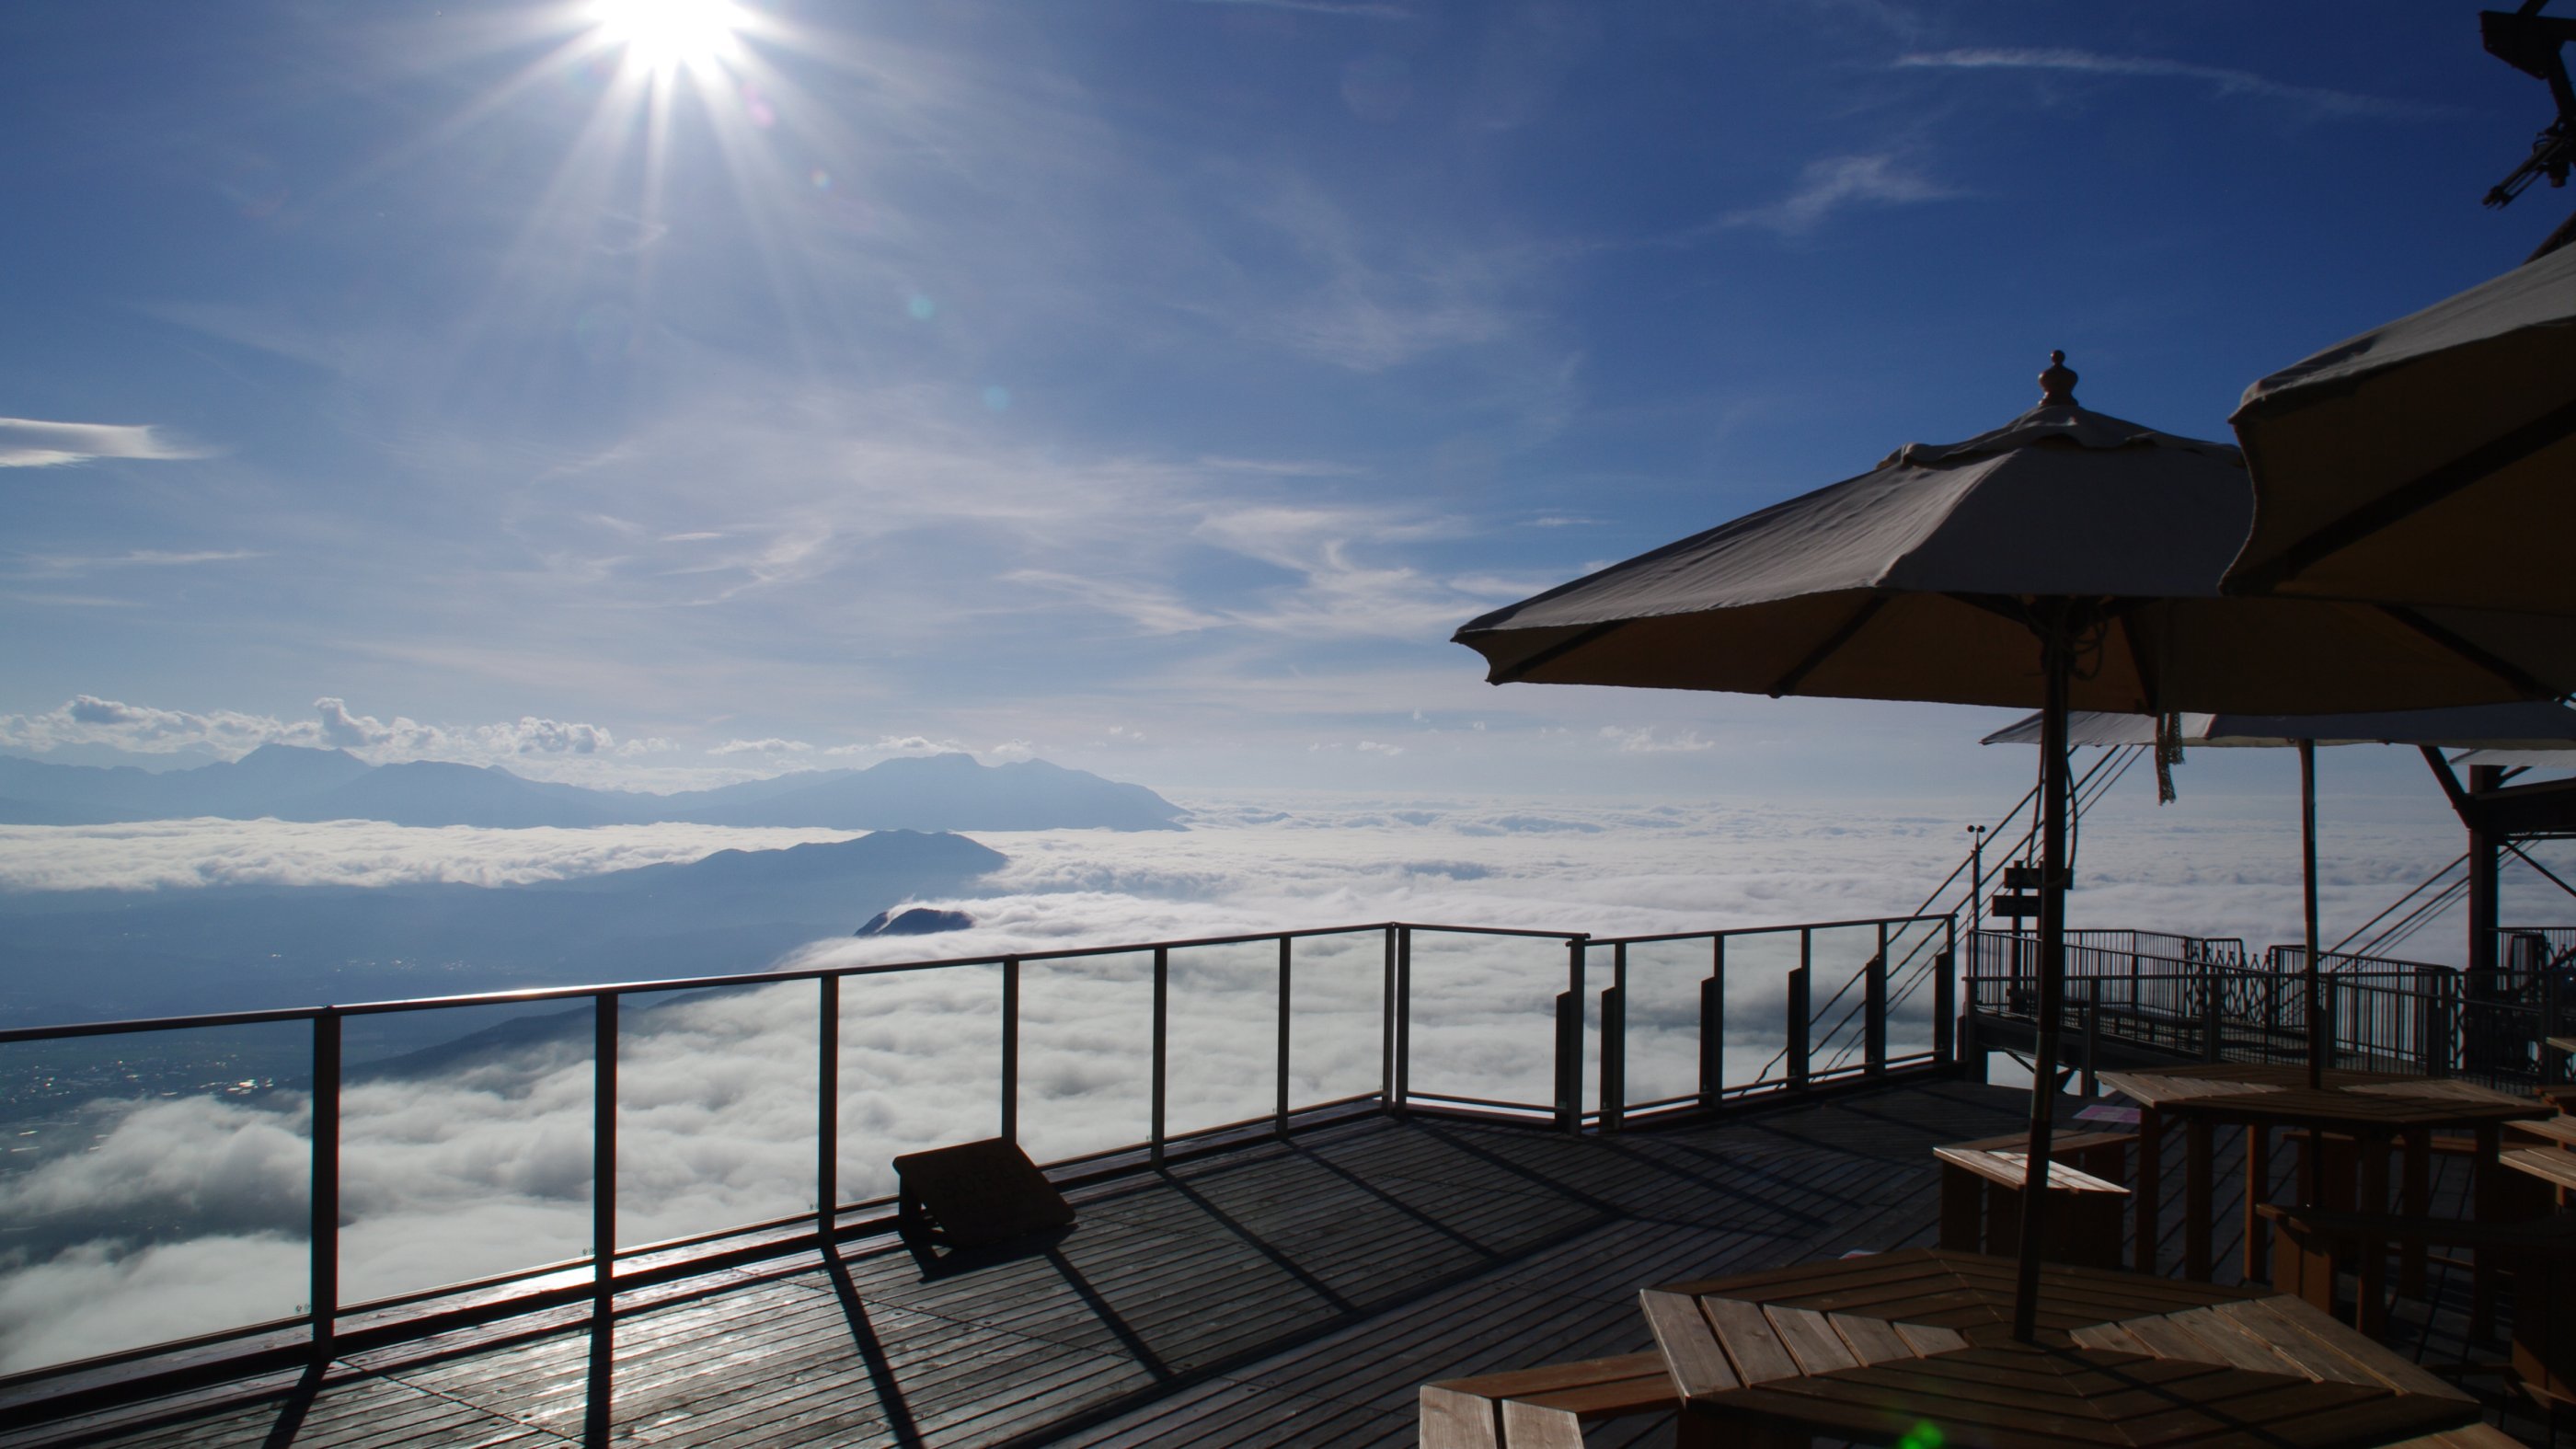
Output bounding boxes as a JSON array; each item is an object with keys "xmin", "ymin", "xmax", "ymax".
[
  {"xmin": 8, "ymin": 549, "xmax": 264, "ymax": 580},
  {"xmin": 1894, "ymin": 49, "xmax": 2439, "ymax": 120},
  {"xmin": 1722, "ymin": 155, "xmax": 1959, "ymax": 236},
  {"xmin": 0, "ymin": 419, "xmax": 211, "ymax": 469},
  {"xmin": 1005, "ymin": 570, "xmax": 1230, "ymax": 637}
]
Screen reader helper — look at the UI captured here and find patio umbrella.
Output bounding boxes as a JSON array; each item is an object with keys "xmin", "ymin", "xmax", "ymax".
[
  {"xmin": 1453, "ymin": 354, "xmax": 2576, "ymax": 1340},
  {"xmin": 2225, "ymin": 242, "xmax": 2576, "ymax": 615},
  {"xmin": 1981, "ymin": 702, "xmax": 2576, "ymax": 1066}
]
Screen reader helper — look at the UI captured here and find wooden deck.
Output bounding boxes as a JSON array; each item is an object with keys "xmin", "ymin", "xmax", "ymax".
[{"xmin": 3, "ymin": 1078, "xmax": 2534, "ymax": 1448}]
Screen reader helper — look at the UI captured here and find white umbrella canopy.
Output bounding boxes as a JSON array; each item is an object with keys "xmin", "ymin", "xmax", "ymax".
[
  {"xmin": 1455, "ymin": 355, "xmax": 2574, "ymax": 1340},
  {"xmin": 1462, "ymin": 385, "xmax": 2576, "ymax": 714},
  {"xmin": 2225, "ymin": 242, "xmax": 2576, "ymax": 615}
]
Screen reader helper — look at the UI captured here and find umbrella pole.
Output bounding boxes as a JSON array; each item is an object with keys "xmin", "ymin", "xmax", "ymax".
[
  {"xmin": 2302, "ymin": 739, "xmax": 2322, "ymax": 1088},
  {"xmin": 2011, "ymin": 622, "xmax": 2074, "ymax": 1342}
]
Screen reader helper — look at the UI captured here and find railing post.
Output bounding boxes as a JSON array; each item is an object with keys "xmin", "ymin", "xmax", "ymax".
[
  {"xmin": 1557, "ymin": 935, "xmax": 1587, "ymax": 1135},
  {"xmin": 1699, "ymin": 934, "xmax": 1726, "ymax": 1109},
  {"xmin": 593, "ymin": 993, "xmax": 617, "ymax": 1305},
  {"xmin": 1395, "ymin": 926, "xmax": 1413, "ymax": 1111},
  {"xmin": 1150, "ymin": 946, "xmax": 1169, "ymax": 1169},
  {"xmin": 2318, "ymin": 977, "xmax": 2337, "ymax": 1072},
  {"xmin": 1600, "ymin": 943, "xmax": 1627, "ymax": 1133},
  {"xmin": 1933, "ymin": 945, "xmax": 1956, "ymax": 1064},
  {"xmin": 1001, "ymin": 958, "xmax": 1019, "ymax": 1144},
  {"xmin": 2082, "ymin": 978, "xmax": 2100, "ymax": 1099},
  {"xmin": 1274, "ymin": 936, "xmax": 1292, "ymax": 1137},
  {"xmin": 310, "ymin": 1009, "xmax": 339, "ymax": 1359},
  {"xmin": 2202, "ymin": 961, "xmax": 2223, "ymax": 1064},
  {"xmin": 1788, "ymin": 929, "xmax": 1811, "ymax": 1091},
  {"xmin": 1381, "ymin": 926, "xmax": 1397, "ymax": 1113},
  {"xmin": 818, "ymin": 976, "xmax": 839, "ymax": 1248},
  {"xmin": 2547, "ymin": 973, "xmax": 2566, "ymax": 1088},
  {"xmin": 1865, "ymin": 923, "xmax": 1888, "ymax": 1075}
]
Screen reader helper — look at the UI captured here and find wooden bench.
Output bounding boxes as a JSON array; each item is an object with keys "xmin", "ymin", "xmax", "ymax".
[
  {"xmin": 2504, "ymin": 1145, "xmax": 2576, "ymax": 1198},
  {"xmin": 1934, "ymin": 1130, "xmax": 2133, "ymax": 1271},
  {"xmin": 2507, "ymin": 1114, "xmax": 2576, "ymax": 1150},
  {"xmin": 1419, "ymin": 1351, "xmax": 1709, "ymax": 1449},
  {"xmin": 2260, "ymin": 1201, "xmax": 2576, "ymax": 1409}
]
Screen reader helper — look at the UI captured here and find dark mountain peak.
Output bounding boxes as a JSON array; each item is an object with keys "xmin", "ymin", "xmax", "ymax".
[
  {"xmin": 857, "ymin": 906, "xmax": 975, "ymax": 937},
  {"xmin": 199, "ymin": 743, "xmax": 371, "ymax": 785},
  {"xmin": 547, "ymin": 830, "xmax": 1007, "ymax": 892},
  {"xmin": 234, "ymin": 742, "xmax": 361, "ymax": 765}
]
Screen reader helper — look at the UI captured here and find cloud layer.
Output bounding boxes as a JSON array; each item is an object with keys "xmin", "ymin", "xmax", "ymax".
[{"xmin": 0, "ymin": 790, "xmax": 2553, "ymax": 1369}]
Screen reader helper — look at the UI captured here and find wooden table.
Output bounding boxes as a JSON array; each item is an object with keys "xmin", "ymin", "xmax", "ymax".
[
  {"xmin": 1641, "ymin": 1248, "xmax": 2481, "ymax": 1449},
  {"xmin": 2096, "ymin": 1065, "xmax": 2550, "ymax": 1294}
]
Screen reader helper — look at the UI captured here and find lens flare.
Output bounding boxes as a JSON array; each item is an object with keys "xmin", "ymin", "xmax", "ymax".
[{"xmin": 590, "ymin": 0, "xmax": 742, "ymax": 73}]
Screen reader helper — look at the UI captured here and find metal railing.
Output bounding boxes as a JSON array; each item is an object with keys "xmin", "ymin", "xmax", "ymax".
[
  {"xmin": 0, "ymin": 910, "xmax": 1951, "ymax": 1388},
  {"xmin": 1582, "ymin": 915, "xmax": 1957, "ymax": 1131},
  {"xmin": 1969, "ymin": 928, "xmax": 2574, "ymax": 1092}
]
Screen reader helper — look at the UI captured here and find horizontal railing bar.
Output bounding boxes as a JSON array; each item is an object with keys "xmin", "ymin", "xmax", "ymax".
[
  {"xmin": 0, "ymin": 1312, "xmax": 314, "ymax": 1401},
  {"xmin": 0, "ymin": 906, "xmax": 1972, "ymax": 1046},
  {"xmin": 0, "ymin": 918, "xmax": 1652, "ymax": 1044},
  {"xmin": 0, "ymin": 1006, "xmax": 326, "ymax": 1042},
  {"xmin": 1401, "ymin": 1089, "xmax": 1558, "ymax": 1114},
  {"xmin": 1582, "ymin": 914, "xmax": 1949, "ymax": 949},
  {"xmin": 1394, "ymin": 923, "xmax": 1588, "ymax": 941}
]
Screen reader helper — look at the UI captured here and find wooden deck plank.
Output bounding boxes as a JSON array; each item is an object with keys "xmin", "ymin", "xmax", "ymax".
[{"xmin": 3, "ymin": 1078, "xmax": 2530, "ymax": 1449}]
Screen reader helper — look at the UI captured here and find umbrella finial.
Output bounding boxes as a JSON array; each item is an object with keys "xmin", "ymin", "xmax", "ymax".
[{"xmin": 2038, "ymin": 350, "xmax": 2079, "ymax": 407}]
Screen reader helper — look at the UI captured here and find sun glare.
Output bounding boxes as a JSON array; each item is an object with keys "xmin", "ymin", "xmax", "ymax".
[{"xmin": 590, "ymin": 0, "xmax": 742, "ymax": 73}]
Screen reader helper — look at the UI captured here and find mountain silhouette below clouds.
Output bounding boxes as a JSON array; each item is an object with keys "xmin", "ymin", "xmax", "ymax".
[
  {"xmin": 0, "ymin": 830, "xmax": 1010, "ymax": 1032},
  {"xmin": 0, "ymin": 746, "xmax": 1186, "ymax": 832}
]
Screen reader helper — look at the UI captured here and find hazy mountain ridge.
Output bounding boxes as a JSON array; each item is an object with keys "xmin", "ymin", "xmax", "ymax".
[
  {"xmin": 0, "ymin": 746, "xmax": 1186, "ymax": 832},
  {"xmin": 0, "ymin": 828, "xmax": 1006, "ymax": 1034}
]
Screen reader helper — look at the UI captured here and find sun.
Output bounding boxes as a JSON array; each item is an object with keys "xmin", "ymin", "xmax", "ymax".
[{"xmin": 589, "ymin": 0, "xmax": 742, "ymax": 74}]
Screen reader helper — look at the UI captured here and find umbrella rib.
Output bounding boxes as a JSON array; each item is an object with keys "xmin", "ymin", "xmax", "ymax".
[
  {"xmin": 1768, "ymin": 595, "xmax": 1886, "ymax": 698},
  {"xmin": 1486, "ymin": 619, "xmax": 1631, "ymax": 684},
  {"xmin": 2376, "ymin": 604, "xmax": 2559, "ymax": 702},
  {"xmin": 2233, "ymin": 395, "xmax": 2576, "ymax": 593}
]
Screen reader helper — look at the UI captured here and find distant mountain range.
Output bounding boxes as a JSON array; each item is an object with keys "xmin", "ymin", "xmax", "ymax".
[
  {"xmin": 0, "ymin": 745, "xmax": 1187, "ymax": 832},
  {"xmin": 0, "ymin": 829, "xmax": 1010, "ymax": 1030}
]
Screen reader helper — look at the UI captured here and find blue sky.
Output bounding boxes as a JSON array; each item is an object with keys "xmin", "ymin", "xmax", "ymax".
[{"xmin": 0, "ymin": 0, "xmax": 2563, "ymax": 797}]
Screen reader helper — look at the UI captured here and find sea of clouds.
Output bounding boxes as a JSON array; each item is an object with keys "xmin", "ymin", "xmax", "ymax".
[{"xmin": 0, "ymin": 790, "xmax": 2561, "ymax": 1372}]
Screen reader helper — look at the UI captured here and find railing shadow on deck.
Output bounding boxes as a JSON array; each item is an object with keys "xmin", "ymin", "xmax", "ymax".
[{"xmin": 0, "ymin": 911, "xmax": 1955, "ymax": 1429}]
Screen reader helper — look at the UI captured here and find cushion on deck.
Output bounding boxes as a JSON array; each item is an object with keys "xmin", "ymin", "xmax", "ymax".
[{"xmin": 891, "ymin": 1138, "xmax": 1075, "ymax": 1248}]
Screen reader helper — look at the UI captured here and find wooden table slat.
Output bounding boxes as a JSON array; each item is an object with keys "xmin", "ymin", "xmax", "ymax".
[
  {"xmin": 1761, "ymin": 1305, "xmax": 1857, "ymax": 1376},
  {"xmin": 2251, "ymin": 1292, "xmax": 2475, "ymax": 1402},
  {"xmin": 1826, "ymin": 1311, "xmax": 1915, "ymax": 1367},
  {"xmin": 2065, "ymin": 1321, "xmax": 2147, "ymax": 1356},
  {"xmin": 1639, "ymin": 1291, "xmax": 1737, "ymax": 1400},
  {"xmin": 1889, "ymin": 1320, "xmax": 1968, "ymax": 1356},
  {"xmin": 1698, "ymin": 1295, "xmax": 1801, "ymax": 1386},
  {"xmin": 2156, "ymin": 1305, "xmax": 2307, "ymax": 1377},
  {"xmin": 2207, "ymin": 1299, "xmax": 2379, "ymax": 1388}
]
